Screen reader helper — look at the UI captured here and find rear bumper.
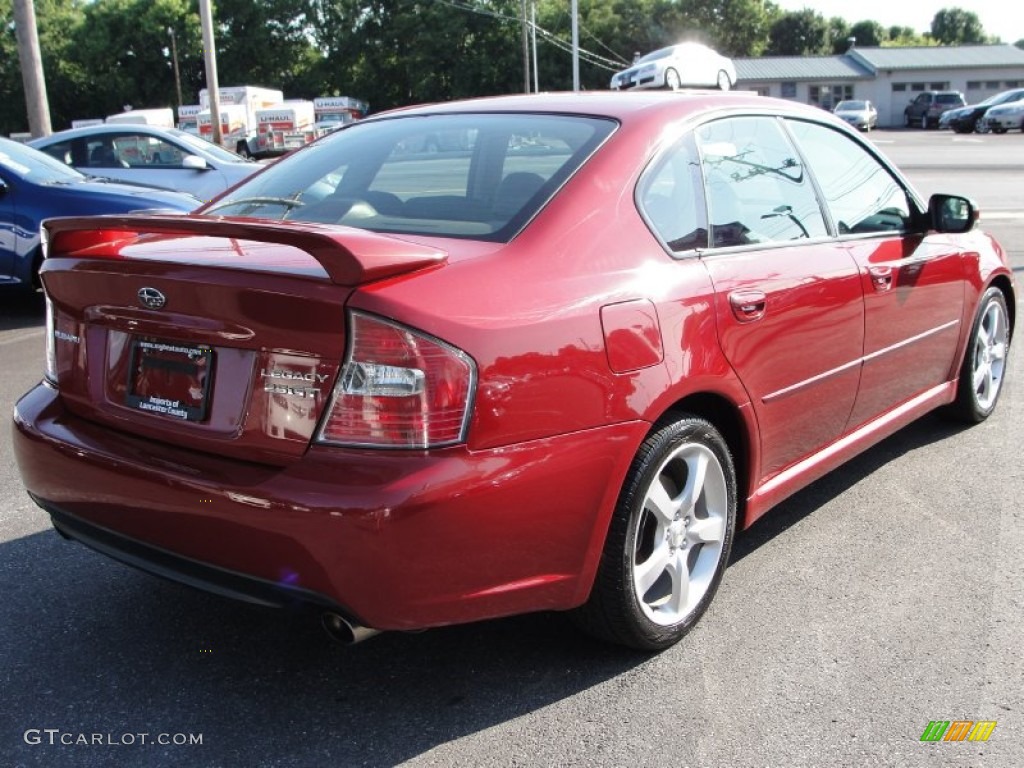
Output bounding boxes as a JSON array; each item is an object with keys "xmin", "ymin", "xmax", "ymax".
[{"xmin": 13, "ymin": 383, "xmax": 644, "ymax": 631}]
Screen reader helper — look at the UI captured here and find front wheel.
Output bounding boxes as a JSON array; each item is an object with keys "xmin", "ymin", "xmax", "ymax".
[
  {"xmin": 572, "ymin": 416, "xmax": 737, "ymax": 650},
  {"xmin": 947, "ymin": 287, "xmax": 1010, "ymax": 422},
  {"xmin": 665, "ymin": 68, "xmax": 682, "ymax": 90},
  {"xmin": 921, "ymin": 114, "xmax": 929, "ymax": 129}
]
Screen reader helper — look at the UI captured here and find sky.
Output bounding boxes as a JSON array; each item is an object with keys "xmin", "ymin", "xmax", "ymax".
[{"xmin": 774, "ymin": 1, "xmax": 1024, "ymax": 45}]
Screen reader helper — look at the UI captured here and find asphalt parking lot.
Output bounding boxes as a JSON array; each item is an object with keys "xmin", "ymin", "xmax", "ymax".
[{"xmin": 1, "ymin": 128, "xmax": 1022, "ymax": 768}]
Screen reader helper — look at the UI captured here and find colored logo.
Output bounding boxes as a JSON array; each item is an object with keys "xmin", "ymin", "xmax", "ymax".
[{"xmin": 921, "ymin": 721, "xmax": 997, "ymax": 742}]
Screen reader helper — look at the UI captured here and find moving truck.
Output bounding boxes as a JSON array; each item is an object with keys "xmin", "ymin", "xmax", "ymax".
[
  {"xmin": 177, "ymin": 105, "xmax": 202, "ymax": 135},
  {"xmin": 105, "ymin": 108, "xmax": 175, "ymax": 128},
  {"xmin": 313, "ymin": 96, "xmax": 369, "ymax": 133},
  {"xmin": 199, "ymin": 86, "xmax": 283, "ymax": 157},
  {"xmin": 255, "ymin": 100, "xmax": 319, "ymax": 156}
]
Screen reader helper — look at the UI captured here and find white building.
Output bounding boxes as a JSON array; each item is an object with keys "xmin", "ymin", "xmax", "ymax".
[{"xmin": 736, "ymin": 44, "xmax": 1024, "ymax": 127}]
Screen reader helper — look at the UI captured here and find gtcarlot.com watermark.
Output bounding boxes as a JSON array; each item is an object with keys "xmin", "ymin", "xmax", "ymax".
[{"xmin": 24, "ymin": 729, "xmax": 202, "ymax": 747}]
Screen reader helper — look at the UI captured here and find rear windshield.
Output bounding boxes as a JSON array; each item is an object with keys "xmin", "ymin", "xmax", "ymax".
[
  {"xmin": 936, "ymin": 94, "xmax": 963, "ymax": 104},
  {"xmin": 204, "ymin": 113, "xmax": 615, "ymax": 242},
  {"xmin": 835, "ymin": 101, "xmax": 865, "ymax": 110}
]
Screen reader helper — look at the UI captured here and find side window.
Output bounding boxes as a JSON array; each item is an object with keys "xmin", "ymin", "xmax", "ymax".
[
  {"xmin": 637, "ymin": 133, "xmax": 707, "ymax": 252},
  {"xmin": 787, "ymin": 120, "xmax": 911, "ymax": 235},
  {"xmin": 38, "ymin": 141, "xmax": 73, "ymax": 165},
  {"xmin": 111, "ymin": 134, "xmax": 185, "ymax": 167},
  {"xmin": 695, "ymin": 116, "xmax": 828, "ymax": 247}
]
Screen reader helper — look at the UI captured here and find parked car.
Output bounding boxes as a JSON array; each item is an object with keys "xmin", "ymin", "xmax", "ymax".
[
  {"xmin": 14, "ymin": 92, "xmax": 1014, "ymax": 651},
  {"xmin": 0, "ymin": 136, "xmax": 197, "ymax": 289},
  {"xmin": 941, "ymin": 88, "xmax": 1024, "ymax": 133},
  {"xmin": 903, "ymin": 91, "xmax": 966, "ymax": 128},
  {"xmin": 984, "ymin": 99, "xmax": 1024, "ymax": 133},
  {"xmin": 610, "ymin": 42, "xmax": 736, "ymax": 91},
  {"xmin": 29, "ymin": 124, "xmax": 261, "ymax": 203},
  {"xmin": 832, "ymin": 99, "xmax": 877, "ymax": 131}
]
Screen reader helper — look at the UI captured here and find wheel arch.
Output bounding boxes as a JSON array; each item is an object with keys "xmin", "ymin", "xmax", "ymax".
[
  {"xmin": 654, "ymin": 390, "xmax": 754, "ymax": 527},
  {"xmin": 989, "ymin": 273, "xmax": 1017, "ymax": 342}
]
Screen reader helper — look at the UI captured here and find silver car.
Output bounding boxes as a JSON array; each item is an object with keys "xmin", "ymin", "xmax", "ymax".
[
  {"xmin": 29, "ymin": 124, "xmax": 261, "ymax": 203},
  {"xmin": 833, "ymin": 100, "xmax": 877, "ymax": 131},
  {"xmin": 610, "ymin": 42, "xmax": 736, "ymax": 92}
]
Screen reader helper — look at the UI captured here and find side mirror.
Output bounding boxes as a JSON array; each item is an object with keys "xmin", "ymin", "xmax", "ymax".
[
  {"xmin": 182, "ymin": 155, "xmax": 208, "ymax": 171},
  {"xmin": 929, "ymin": 193, "xmax": 977, "ymax": 234}
]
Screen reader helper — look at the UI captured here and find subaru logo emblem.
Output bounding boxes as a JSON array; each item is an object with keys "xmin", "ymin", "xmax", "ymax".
[{"xmin": 138, "ymin": 287, "xmax": 166, "ymax": 310}]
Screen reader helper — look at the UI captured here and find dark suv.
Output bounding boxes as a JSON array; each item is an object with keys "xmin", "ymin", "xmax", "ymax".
[{"xmin": 904, "ymin": 91, "xmax": 967, "ymax": 128}]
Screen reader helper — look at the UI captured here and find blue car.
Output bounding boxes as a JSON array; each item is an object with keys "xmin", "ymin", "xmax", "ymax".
[{"xmin": 1, "ymin": 136, "xmax": 198, "ymax": 289}]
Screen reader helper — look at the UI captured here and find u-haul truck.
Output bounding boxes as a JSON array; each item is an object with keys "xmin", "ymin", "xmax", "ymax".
[
  {"xmin": 199, "ymin": 86, "xmax": 284, "ymax": 157},
  {"xmin": 177, "ymin": 104, "xmax": 202, "ymax": 135},
  {"xmin": 105, "ymin": 108, "xmax": 175, "ymax": 128},
  {"xmin": 196, "ymin": 104, "xmax": 251, "ymax": 152},
  {"xmin": 313, "ymin": 96, "xmax": 369, "ymax": 133},
  {"xmin": 255, "ymin": 100, "xmax": 318, "ymax": 156}
]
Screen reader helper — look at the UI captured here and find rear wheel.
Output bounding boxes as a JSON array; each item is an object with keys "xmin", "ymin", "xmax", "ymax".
[
  {"xmin": 572, "ymin": 416, "xmax": 736, "ymax": 650},
  {"xmin": 716, "ymin": 70, "xmax": 731, "ymax": 91},
  {"xmin": 665, "ymin": 68, "xmax": 682, "ymax": 90},
  {"xmin": 948, "ymin": 287, "xmax": 1010, "ymax": 422}
]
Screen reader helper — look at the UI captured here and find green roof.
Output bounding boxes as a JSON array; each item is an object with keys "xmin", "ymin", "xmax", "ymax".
[
  {"xmin": 735, "ymin": 55, "xmax": 871, "ymax": 82},
  {"xmin": 851, "ymin": 44, "xmax": 1024, "ymax": 71}
]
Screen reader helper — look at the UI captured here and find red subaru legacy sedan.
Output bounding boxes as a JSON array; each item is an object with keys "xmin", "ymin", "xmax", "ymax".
[{"xmin": 13, "ymin": 92, "xmax": 1014, "ymax": 650}]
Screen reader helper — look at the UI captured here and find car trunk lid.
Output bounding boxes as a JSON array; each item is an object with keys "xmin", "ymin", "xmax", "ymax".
[{"xmin": 41, "ymin": 214, "xmax": 447, "ymax": 464}]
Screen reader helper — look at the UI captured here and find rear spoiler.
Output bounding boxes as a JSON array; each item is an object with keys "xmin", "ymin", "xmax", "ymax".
[{"xmin": 43, "ymin": 213, "xmax": 447, "ymax": 286}]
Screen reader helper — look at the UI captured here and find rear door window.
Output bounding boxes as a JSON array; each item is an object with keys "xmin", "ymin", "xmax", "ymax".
[{"xmin": 695, "ymin": 116, "xmax": 828, "ymax": 247}]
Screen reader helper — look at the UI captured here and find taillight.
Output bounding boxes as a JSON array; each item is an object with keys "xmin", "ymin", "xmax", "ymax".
[{"xmin": 317, "ymin": 311, "xmax": 476, "ymax": 448}]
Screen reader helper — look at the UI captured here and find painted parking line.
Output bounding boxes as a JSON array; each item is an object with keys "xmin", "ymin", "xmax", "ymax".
[{"xmin": 983, "ymin": 212, "xmax": 1024, "ymax": 220}]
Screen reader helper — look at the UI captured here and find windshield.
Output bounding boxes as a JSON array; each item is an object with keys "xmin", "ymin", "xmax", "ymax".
[
  {"xmin": 982, "ymin": 90, "xmax": 1024, "ymax": 107},
  {"xmin": 638, "ymin": 47, "xmax": 674, "ymax": 64},
  {"xmin": 835, "ymin": 101, "xmax": 866, "ymax": 110},
  {"xmin": 203, "ymin": 112, "xmax": 615, "ymax": 242},
  {"xmin": 170, "ymin": 128, "xmax": 252, "ymax": 162},
  {"xmin": 0, "ymin": 137, "xmax": 85, "ymax": 183}
]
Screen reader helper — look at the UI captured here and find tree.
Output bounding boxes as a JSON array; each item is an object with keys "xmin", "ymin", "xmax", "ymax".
[
  {"xmin": 930, "ymin": 7, "xmax": 986, "ymax": 45},
  {"xmin": 848, "ymin": 20, "xmax": 887, "ymax": 48},
  {"xmin": 827, "ymin": 16, "xmax": 851, "ymax": 54},
  {"xmin": 766, "ymin": 9, "xmax": 831, "ymax": 56}
]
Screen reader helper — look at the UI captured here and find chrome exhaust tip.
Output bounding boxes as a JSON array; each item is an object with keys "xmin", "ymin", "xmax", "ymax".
[{"xmin": 322, "ymin": 612, "xmax": 380, "ymax": 645}]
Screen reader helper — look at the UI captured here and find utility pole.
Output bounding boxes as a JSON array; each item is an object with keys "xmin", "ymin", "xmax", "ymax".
[
  {"xmin": 168, "ymin": 27, "xmax": 183, "ymax": 110},
  {"xmin": 12, "ymin": 0, "xmax": 52, "ymax": 137},
  {"xmin": 198, "ymin": 0, "xmax": 223, "ymax": 146},
  {"xmin": 571, "ymin": 0, "xmax": 580, "ymax": 91},
  {"xmin": 531, "ymin": 1, "xmax": 538, "ymax": 93},
  {"xmin": 519, "ymin": 0, "xmax": 530, "ymax": 93}
]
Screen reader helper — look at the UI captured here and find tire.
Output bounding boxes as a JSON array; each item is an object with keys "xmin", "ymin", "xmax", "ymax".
[
  {"xmin": 921, "ymin": 114, "xmax": 929, "ymax": 129},
  {"xmin": 992, "ymin": 126, "xmax": 1007, "ymax": 134},
  {"xmin": 904, "ymin": 112, "xmax": 911, "ymax": 128},
  {"xmin": 572, "ymin": 415, "xmax": 737, "ymax": 650},
  {"xmin": 947, "ymin": 287, "xmax": 1010, "ymax": 423},
  {"xmin": 665, "ymin": 68, "xmax": 682, "ymax": 90},
  {"xmin": 716, "ymin": 70, "xmax": 731, "ymax": 91}
]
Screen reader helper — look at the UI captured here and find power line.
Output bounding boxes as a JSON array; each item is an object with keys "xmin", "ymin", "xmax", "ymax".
[{"xmin": 432, "ymin": 0, "xmax": 624, "ymax": 73}]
